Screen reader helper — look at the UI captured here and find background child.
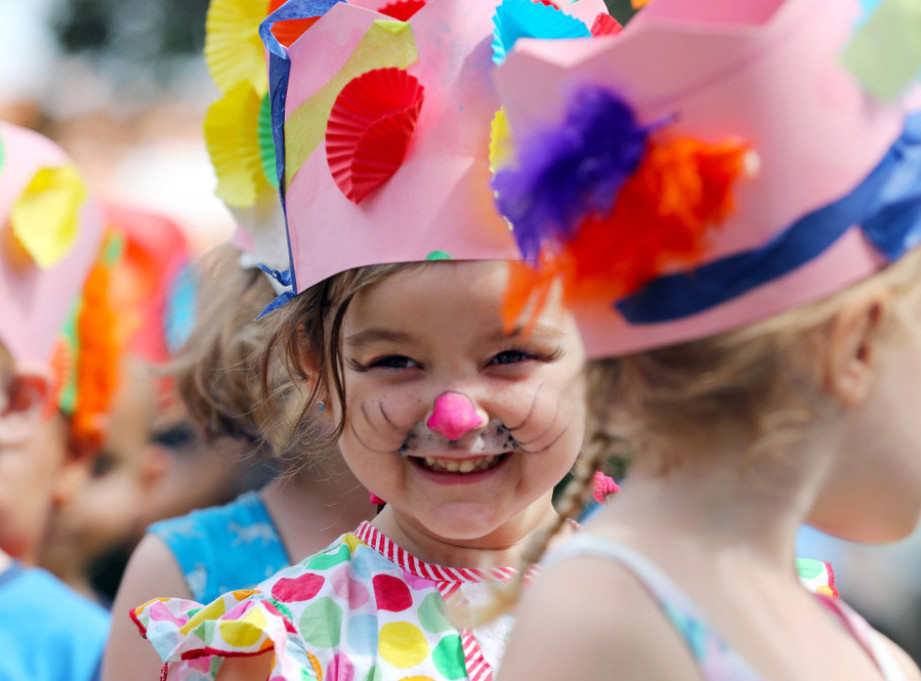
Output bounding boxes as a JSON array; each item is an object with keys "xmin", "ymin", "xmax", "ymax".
[
  {"xmin": 101, "ymin": 2, "xmax": 375, "ymax": 679},
  {"xmin": 126, "ymin": 1, "xmax": 612, "ymax": 680},
  {"xmin": 0, "ymin": 121, "xmax": 109, "ymax": 681},
  {"xmin": 487, "ymin": 0, "xmax": 921, "ymax": 679}
]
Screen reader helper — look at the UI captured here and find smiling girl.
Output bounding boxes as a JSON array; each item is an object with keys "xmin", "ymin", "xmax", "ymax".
[{"xmin": 128, "ymin": 1, "xmax": 611, "ymax": 679}]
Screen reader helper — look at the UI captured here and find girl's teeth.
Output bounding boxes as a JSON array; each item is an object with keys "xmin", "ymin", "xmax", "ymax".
[{"xmin": 419, "ymin": 455, "xmax": 499, "ymax": 473}]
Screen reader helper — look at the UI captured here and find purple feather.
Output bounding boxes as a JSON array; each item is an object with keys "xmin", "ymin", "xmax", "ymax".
[{"xmin": 493, "ymin": 86, "xmax": 649, "ymax": 261}]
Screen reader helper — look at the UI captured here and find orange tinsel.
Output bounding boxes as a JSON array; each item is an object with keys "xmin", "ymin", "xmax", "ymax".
[
  {"xmin": 72, "ymin": 256, "xmax": 120, "ymax": 450},
  {"xmin": 503, "ymin": 136, "xmax": 751, "ymax": 329}
]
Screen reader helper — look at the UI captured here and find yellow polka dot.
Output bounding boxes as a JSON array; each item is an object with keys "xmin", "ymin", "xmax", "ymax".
[
  {"xmin": 232, "ymin": 589, "xmax": 258, "ymax": 601},
  {"xmin": 179, "ymin": 599, "xmax": 227, "ymax": 635},
  {"xmin": 219, "ymin": 607, "xmax": 267, "ymax": 648},
  {"xmin": 399, "ymin": 677, "xmax": 437, "ymax": 681},
  {"xmin": 379, "ymin": 622, "xmax": 430, "ymax": 669},
  {"xmin": 817, "ymin": 585, "xmax": 834, "ymax": 598},
  {"xmin": 343, "ymin": 533, "xmax": 365, "ymax": 553}
]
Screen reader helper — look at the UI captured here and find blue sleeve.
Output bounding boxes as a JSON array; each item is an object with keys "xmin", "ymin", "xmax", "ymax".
[{"xmin": 147, "ymin": 491, "xmax": 291, "ymax": 602}]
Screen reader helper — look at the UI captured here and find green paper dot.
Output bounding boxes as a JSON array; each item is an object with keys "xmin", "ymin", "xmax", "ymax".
[
  {"xmin": 418, "ymin": 593, "xmax": 452, "ymax": 634},
  {"xmin": 299, "ymin": 597, "xmax": 343, "ymax": 648},
  {"xmin": 306, "ymin": 544, "xmax": 351, "ymax": 570},
  {"xmin": 432, "ymin": 634, "xmax": 466, "ymax": 680},
  {"xmin": 426, "ymin": 250, "xmax": 452, "ymax": 261}
]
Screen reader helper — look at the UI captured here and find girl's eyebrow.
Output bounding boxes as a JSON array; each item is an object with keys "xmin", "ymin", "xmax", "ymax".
[
  {"xmin": 344, "ymin": 328, "xmax": 415, "ymax": 348},
  {"xmin": 488, "ymin": 323, "xmax": 567, "ymax": 344}
]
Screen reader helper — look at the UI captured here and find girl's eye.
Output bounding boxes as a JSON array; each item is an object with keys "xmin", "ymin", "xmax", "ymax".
[
  {"xmin": 368, "ymin": 355, "xmax": 420, "ymax": 370},
  {"xmin": 489, "ymin": 350, "xmax": 534, "ymax": 366}
]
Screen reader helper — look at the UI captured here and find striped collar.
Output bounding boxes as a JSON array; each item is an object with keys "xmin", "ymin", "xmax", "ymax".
[{"xmin": 353, "ymin": 521, "xmax": 540, "ymax": 584}]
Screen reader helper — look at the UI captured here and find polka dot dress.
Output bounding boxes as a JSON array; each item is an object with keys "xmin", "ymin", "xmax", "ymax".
[{"xmin": 132, "ymin": 523, "xmax": 526, "ymax": 681}]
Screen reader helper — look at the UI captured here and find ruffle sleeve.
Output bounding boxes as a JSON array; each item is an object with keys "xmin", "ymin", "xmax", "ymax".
[
  {"xmin": 131, "ymin": 590, "xmax": 322, "ymax": 681},
  {"xmin": 796, "ymin": 558, "xmax": 838, "ymax": 598}
]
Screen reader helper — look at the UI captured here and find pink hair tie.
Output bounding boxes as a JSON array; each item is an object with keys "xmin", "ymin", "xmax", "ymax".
[{"xmin": 592, "ymin": 472, "xmax": 620, "ymax": 503}]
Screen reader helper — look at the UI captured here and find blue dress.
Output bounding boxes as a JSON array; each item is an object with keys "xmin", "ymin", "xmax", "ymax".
[
  {"xmin": 0, "ymin": 563, "xmax": 109, "ymax": 681},
  {"xmin": 148, "ymin": 491, "xmax": 291, "ymax": 603}
]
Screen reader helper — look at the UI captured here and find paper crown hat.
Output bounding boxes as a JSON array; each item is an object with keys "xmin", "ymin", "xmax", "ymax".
[
  {"xmin": 256, "ymin": 0, "xmax": 615, "ymax": 309},
  {"xmin": 0, "ymin": 122, "xmax": 104, "ymax": 365},
  {"xmin": 491, "ymin": 0, "xmax": 921, "ymax": 358},
  {"xmin": 52, "ymin": 205, "xmax": 192, "ymax": 447}
]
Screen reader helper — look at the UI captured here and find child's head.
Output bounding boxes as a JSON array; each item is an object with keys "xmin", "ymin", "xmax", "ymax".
[
  {"xmin": 263, "ymin": 259, "xmax": 587, "ymax": 542},
  {"xmin": 0, "ymin": 122, "xmax": 104, "ymax": 562},
  {"xmin": 490, "ymin": 0, "xmax": 921, "ymax": 540},
  {"xmin": 211, "ymin": 0, "xmax": 618, "ymax": 547}
]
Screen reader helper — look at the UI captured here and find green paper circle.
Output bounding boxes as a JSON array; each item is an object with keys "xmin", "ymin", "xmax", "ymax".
[{"xmin": 426, "ymin": 250, "xmax": 452, "ymax": 261}]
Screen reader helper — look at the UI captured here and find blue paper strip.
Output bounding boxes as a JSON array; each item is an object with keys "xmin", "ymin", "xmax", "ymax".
[{"xmin": 616, "ymin": 112, "xmax": 921, "ymax": 324}]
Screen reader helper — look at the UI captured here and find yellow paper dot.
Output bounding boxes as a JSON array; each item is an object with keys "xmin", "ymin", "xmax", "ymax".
[
  {"xmin": 379, "ymin": 622, "xmax": 430, "ymax": 669},
  {"xmin": 11, "ymin": 164, "xmax": 87, "ymax": 269}
]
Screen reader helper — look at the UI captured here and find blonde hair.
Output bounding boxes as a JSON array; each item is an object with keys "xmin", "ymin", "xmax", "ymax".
[
  {"xmin": 465, "ymin": 245, "xmax": 921, "ymax": 624},
  {"xmin": 170, "ymin": 244, "xmax": 278, "ymax": 454}
]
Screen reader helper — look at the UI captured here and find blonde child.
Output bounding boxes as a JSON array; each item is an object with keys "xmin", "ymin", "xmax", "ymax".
[
  {"xmin": 485, "ymin": 0, "xmax": 921, "ymax": 679},
  {"xmin": 125, "ymin": 1, "xmax": 616, "ymax": 680},
  {"xmin": 0, "ymin": 121, "xmax": 109, "ymax": 681},
  {"xmin": 102, "ymin": 243, "xmax": 375, "ymax": 681}
]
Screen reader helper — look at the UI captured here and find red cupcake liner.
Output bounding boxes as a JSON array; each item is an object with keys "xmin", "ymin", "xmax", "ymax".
[{"xmin": 326, "ymin": 67, "xmax": 425, "ymax": 204}]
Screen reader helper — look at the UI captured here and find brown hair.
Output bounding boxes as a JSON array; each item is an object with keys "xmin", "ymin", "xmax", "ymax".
[{"xmin": 255, "ymin": 261, "xmax": 426, "ymax": 464}]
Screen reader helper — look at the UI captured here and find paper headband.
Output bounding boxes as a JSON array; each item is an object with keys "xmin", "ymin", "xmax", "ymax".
[
  {"xmin": 253, "ymin": 0, "xmax": 613, "ymax": 312},
  {"xmin": 493, "ymin": 0, "xmax": 921, "ymax": 357},
  {"xmin": 0, "ymin": 123, "xmax": 104, "ymax": 365}
]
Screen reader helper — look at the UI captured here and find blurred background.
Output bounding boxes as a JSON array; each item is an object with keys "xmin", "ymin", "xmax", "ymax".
[{"xmin": 4, "ymin": 0, "xmax": 919, "ymax": 664}]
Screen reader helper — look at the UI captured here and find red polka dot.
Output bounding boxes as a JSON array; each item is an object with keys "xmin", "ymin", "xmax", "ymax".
[
  {"xmin": 272, "ymin": 573, "xmax": 326, "ymax": 601},
  {"xmin": 372, "ymin": 574, "xmax": 413, "ymax": 612}
]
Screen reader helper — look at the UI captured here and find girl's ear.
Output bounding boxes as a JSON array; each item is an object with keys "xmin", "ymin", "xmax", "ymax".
[
  {"xmin": 0, "ymin": 368, "xmax": 53, "ymax": 447},
  {"xmin": 823, "ymin": 285, "xmax": 892, "ymax": 406}
]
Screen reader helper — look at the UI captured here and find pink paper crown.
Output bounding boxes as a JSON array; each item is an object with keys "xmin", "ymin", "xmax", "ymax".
[
  {"xmin": 256, "ymin": 0, "xmax": 617, "ymax": 311},
  {"xmin": 492, "ymin": 0, "xmax": 921, "ymax": 357},
  {"xmin": 0, "ymin": 122, "xmax": 104, "ymax": 365}
]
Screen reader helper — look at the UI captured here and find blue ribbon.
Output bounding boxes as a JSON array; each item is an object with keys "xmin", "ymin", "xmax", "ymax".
[
  {"xmin": 616, "ymin": 112, "xmax": 921, "ymax": 324},
  {"xmin": 258, "ymin": 0, "xmax": 343, "ymax": 304}
]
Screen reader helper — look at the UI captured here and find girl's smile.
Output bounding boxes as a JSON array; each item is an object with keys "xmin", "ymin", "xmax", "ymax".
[{"xmin": 331, "ymin": 260, "xmax": 587, "ymax": 563}]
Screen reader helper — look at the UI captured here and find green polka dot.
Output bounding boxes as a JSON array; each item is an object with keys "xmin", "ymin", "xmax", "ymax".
[
  {"xmin": 426, "ymin": 250, "xmax": 452, "ymax": 261},
  {"xmin": 418, "ymin": 593, "xmax": 452, "ymax": 633},
  {"xmin": 0, "ymin": 133, "xmax": 6, "ymax": 172},
  {"xmin": 192, "ymin": 620, "xmax": 215, "ymax": 644},
  {"xmin": 299, "ymin": 597, "xmax": 343, "ymax": 648},
  {"xmin": 795, "ymin": 558, "xmax": 824, "ymax": 580},
  {"xmin": 266, "ymin": 597, "xmax": 294, "ymax": 622},
  {"xmin": 306, "ymin": 544, "xmax": 351, "ymax": 570},
  {"xmin": 432, "ymin": 634, "xmax": 466, "ymax": 680},
  {"xmin": 362, "ymin": 665, "xmax": 383, "ymax": 681}
]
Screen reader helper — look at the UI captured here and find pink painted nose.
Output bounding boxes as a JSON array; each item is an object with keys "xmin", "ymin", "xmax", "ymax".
[{"xmin": 426, "ymin": 392, "xmax": 484, "ymax": 441}]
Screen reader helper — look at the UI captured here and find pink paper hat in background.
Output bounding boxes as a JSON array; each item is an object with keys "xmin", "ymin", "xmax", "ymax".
[
  {"xmin": 0, "ymin": 122, "xmax": 104, "ymax": 366},
  {"xmin": 256, "ymin": 0, "xmax": 617, "ymax": 312},
  {"xmin": 492, "ymin": 0, "xmax": 921, "ymax": 358}
]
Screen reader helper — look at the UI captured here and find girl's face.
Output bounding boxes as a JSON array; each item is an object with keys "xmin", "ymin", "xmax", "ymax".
[{"xmin": 334, "ymin": 261, "xmax": 586, "ymax": 548}]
